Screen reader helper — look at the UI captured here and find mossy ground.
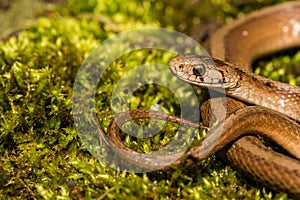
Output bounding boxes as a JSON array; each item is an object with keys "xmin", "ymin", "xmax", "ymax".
[{"xmin": 0, "ymin": 0, "xmax": 298, "ymax": 199}]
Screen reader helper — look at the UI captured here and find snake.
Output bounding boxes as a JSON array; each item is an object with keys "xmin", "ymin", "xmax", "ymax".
[
  {"xmin": 169, "ymin": 1, "xmax": 300, "ymax": 196},
  {"xmin": 92, "ymin": 1, "xmax": 300, "ymax": 197}
]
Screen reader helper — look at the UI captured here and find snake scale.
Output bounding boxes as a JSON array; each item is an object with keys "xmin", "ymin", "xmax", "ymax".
[{"xmin": 96, "ymin": 1, "xmax": 300, "ymax": 197}]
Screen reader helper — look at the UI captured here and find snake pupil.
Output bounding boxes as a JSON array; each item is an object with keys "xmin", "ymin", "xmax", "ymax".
[{"xmin": 193, "ymin": 65, "xmax": 205, "ymax": 76}]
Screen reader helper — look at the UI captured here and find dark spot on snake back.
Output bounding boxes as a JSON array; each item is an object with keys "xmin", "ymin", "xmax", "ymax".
[{"xmin": 265, "ymin": 81, "xmax": 274, "ymax": 87}]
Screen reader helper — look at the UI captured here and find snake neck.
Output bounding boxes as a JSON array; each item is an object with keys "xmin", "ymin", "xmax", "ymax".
[{"xmin": 223, "ymin": 65, "xmax": 300, "ymax": 121}]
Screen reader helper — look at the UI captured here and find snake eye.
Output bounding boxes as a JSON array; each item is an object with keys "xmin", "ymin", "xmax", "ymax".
[{"xmin": 193, "ymin": 64, "xmax": 206, "ymax": 76}]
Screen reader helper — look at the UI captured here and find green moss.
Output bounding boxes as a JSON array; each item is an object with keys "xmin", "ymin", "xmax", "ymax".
[
  {"xmin": 254, "ymin": 48, "xmax": 300, "ymax": 85},
  {"xmin": 0, "ymin": 0, "xmax": 296, "ymax": 199}
]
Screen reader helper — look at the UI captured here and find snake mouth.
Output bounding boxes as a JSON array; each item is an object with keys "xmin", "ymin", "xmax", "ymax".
[
  {"xmin": 169, "ymin": 65, "xmax": 225, "ymax": 88},
  {"xmin": 176, "ymin": 72, "xmax": 224, "ymax": 88}
]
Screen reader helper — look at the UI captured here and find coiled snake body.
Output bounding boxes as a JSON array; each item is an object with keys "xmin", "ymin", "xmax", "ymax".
[
  {"xmin": 100, "ymin": 1, "xmax": 300, "ymax": 197},
  {"xmin": 169, "ymin": 1, "xmax": 300, "ymax": 196}
]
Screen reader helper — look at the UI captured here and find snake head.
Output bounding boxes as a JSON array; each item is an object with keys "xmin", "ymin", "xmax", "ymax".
[{"xmin": 169, "ymin": 54, "xmax": 239, "ymax": 89}]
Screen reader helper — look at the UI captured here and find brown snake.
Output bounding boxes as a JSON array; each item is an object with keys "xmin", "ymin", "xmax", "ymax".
[
  {"xmin": 169, "ymin": 1, "xmax": 300, "ymax": 196},
  {"xmin": 96, "ymin": 1, "xmax": 300, "ymax": 198}
]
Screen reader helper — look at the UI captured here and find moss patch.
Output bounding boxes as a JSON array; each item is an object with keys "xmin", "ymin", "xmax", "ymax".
[{"xmin": 0, "ymin": 0, "xmax": 297, "ymax": 199}]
